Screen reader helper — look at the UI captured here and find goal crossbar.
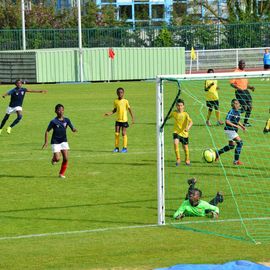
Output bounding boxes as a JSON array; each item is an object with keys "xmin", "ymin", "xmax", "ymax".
[{"xmin": 157, "ymin": 70, "xmax": 270, "ymax": 82}]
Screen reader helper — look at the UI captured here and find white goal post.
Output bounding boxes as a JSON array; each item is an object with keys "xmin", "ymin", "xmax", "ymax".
[{"xmin": 156, "ymin": 70, "xmax": 270, "ymax": 225}]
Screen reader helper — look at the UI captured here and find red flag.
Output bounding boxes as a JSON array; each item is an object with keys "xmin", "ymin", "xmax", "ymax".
[{"xmin": 108, "ymin": 48, "xmax": 115, "ymax": 59}]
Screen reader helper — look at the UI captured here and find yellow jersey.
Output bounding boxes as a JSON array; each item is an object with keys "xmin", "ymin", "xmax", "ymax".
[
  {"xmin": 169, "ymin": 111, "xmax": 192, "ymax": 138},
  {"xmin": 205, "ymin": 79, "xmax": 219, "ymax": 101},
  {"xmin": 114, "ymin": 98, "xmax": 130, "ymax": 122}
]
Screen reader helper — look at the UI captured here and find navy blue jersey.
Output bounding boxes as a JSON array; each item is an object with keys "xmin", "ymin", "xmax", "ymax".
[
  {"xmin": 47, "ymin": 117, "xmax": 74, "ymax": 144},
  {"xmin": 224, "ymin": 109, "xmax": 241, "ymax": 132},
  {"xmin": 8, "ymin": 87, "xmax": 28, "ymax": 107}
]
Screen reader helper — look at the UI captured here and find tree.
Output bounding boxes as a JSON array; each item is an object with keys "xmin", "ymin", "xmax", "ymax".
[
  {"xmin": 82, "ymin": 1, "xmax": 99, "ymax": 28},
  {"xmin": 0, "ymin": 0, "xmax": 21, "ymax": 29},
  {"xmin": 193, "ymin": 0, "xmax": 270, "ymax": 24}
]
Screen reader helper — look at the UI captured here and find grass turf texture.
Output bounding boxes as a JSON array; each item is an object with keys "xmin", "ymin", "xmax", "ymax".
[{"xmin": 0, "ymin": 81, "xmax": 269, "ymax": 269}]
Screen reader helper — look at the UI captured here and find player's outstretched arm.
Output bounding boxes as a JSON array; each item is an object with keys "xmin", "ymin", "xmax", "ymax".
[
  {"xmin": 42, "ymin": 130, "xmax": 49, "ymax": 149},
  {"xmin": 2, "ymin": 93, "xmax": 8, "ymax": 98},
  {"xmin": 27, "ymin": 89, "xmax": 47, "ymax": 94},
  {"xmin": 128, "ymin": 107, "xmax": 135, "ymax": 124},
  {"xmin": 238, "ymin": 121, "xmax": 246, "ymax": 131},
  {"xmin": 104, "ymin": 108, "xmax": 116, "ymax": 116}
]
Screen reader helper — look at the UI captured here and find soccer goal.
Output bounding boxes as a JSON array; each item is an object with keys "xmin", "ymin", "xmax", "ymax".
[{"xmin": 156, "ymin": 71, "xmax": 270, "ymax": 243}]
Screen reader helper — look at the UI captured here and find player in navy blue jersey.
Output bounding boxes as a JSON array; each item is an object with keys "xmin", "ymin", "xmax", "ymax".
[
  {"xmin": 42, "ymin": 104, "xmax": 77, "ymax": 179},
  {"xmin": 216, "ymin": 99, "xmax": 246, "ymax": 165},
  {"xmin": 0, "ymin": 79, "xmax": 47, "ymax": 134}
]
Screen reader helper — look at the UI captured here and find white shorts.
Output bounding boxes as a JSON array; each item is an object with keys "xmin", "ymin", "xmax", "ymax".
[
  {"xmin": 6, "ymin": 106, "xmax": 22, "ymax": 114},
  {"xmin": 224, "ymin": 130, "xmax": 239, "ymax": 141},
  {"xmin": 51, "ymin": 142, "xmax": 70, "ymax": 153}
]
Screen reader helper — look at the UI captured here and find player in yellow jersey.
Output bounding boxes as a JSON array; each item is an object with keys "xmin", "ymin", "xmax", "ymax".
[
  {"xmin": 205, "ymin": 69, "xmax": 224, "ymax": 126},
  {"xmin": 104, "ymin": 87, "xmax": 134, "ymax": 153},
  {"xmin": 169, "ymin": 99, "xmax": 193, "ymax": 166}
]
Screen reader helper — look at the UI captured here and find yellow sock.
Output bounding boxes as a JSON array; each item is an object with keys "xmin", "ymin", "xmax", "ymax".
[
  {"xmin": 266, "ymin": 119, "xmax": 270, "ymax": 130},
  {"xmin": 184, "ymin": 147, "xmax": 190, "ymax": 162},
  {"xmin": 123, "ymin": 135, "xmax": 128, "ymax": 148},
  {"xmin": 174, "ymin": 144, "xmax": 180, "ymax": 161},
  {"xmin": 115, "ymin": 132, "xmax": 120, "ymax": 148}
]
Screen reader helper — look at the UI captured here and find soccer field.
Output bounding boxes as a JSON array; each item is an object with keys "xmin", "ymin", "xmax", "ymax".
[{"xmin": 0, "ymin": 81, "xmax": 269, "ymax": 269}]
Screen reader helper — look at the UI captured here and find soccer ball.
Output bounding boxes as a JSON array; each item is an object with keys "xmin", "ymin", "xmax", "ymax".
[{"xmin": 202, "ymin": 148, "xmax": 216, "ymax": 163}]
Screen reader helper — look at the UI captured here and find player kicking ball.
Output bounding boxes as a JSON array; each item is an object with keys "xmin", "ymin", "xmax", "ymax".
[
  {"xmin": 216, "ymin": 99, "xmax": 245, "ymax": 165},
  {"xmin": 42, "ymin": 104, "xmax": 77, "ymax": 179}
]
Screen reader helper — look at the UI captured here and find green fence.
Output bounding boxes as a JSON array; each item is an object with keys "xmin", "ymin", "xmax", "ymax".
[
  {"xmin": 1, "ymin": 22, "xmax": 270, "ymax": 51},
  {"xmin": 0, "ymin": 47, "xmax": 185, "ymax": 83}
]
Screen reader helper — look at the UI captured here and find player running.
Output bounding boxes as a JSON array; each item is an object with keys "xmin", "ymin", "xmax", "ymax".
[
  {"xmin": 0, "ymin": 79, "xmax": 47, "ymax": 134},
  {"xmin": 42, "ymin": 104, "xmax": 77, "ymax": 179}
]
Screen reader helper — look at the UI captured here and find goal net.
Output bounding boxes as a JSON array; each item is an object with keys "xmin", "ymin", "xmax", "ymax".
[{"xmin": 156, "ymin": 71, "xmax": 270, "ymax": 243}]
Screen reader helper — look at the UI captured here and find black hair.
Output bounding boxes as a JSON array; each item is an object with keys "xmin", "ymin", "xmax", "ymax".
[
  {"xmin": 239, "ymin": 59, "xmax": 245, "ymax": 65},
  {"xmin": 190, "ymin": 188, "xmax": 202, "ymax": 197},
  {"xmin": 176, "ymin": 98, "xmax": 184, "ymax": 105},
  {"xmin": 15, "ymin": 79, "xmax": 22, "ymax": 84},
  {"xmin": 55, "ymin": 104, "xmax": 64, "ymax": 112},
  {"xmin": 207, "ymin": 69, "xmax": 214, "ymax": 73},
  {"xmin": 231, "ymin": 98, "xmax": 238, "ymax": 106},
  {"xmin": 116, "ymin": 87, "xmax": 124, "ymax": 93}
]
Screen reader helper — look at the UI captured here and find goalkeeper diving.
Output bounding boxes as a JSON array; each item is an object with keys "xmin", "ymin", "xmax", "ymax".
[{"xmin": 173, "ymin": 178, "xmax": 223, "ymax": 220}]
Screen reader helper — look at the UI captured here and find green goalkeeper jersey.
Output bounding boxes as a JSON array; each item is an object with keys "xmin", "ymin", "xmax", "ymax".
[{"xmin": 173, "ymin": 199, "xmax": 219, "ymax": 218}]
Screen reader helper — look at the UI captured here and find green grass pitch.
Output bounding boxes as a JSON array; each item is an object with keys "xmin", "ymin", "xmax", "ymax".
[{"xmin": 0, "ymin": 81, "xmax": 269, "ymax": 269}]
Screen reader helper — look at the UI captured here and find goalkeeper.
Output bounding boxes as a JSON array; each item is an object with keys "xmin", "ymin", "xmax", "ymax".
[{"xmin": 173, "ymin": 178, "xmax": 223, "ymax": 220}]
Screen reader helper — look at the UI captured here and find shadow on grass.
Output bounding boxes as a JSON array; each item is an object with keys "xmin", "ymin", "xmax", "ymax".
[
  {"xmin": 90, "ymin": 161, "xmax": 153, "ymax": 166},
  {"xmin": 0, "ymin": 198, "xmax": 157, "ymax": 214},
  {"xmin": 0, "ymin": 215, "xmax": 149, "ymax": 225},
  {"xmin": 0, "ymin": 175, "xmax": 35, "ymax": 179}
]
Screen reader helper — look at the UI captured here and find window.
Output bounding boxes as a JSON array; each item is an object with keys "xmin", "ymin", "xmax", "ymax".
[
  {"xmin": 152, "ymin": 5, "xmax": 164, "ymax": 19},
  {"xmin": 135, "ymin": 4, "xmax": 149, "ymax": 20},
  {"xmin": 119, "ymin": 5, "xmax": 132, "ymax": 20},
  {"xmin": 173, "ymin": 1, "xmax": 187, "ymax": 17}
]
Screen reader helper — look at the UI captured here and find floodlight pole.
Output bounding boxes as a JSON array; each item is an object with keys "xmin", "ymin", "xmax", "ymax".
[
  {"xmin": 77, "ymin": 0, "xmax": 84, "ymax": 82},
  {"xmin": 21, "ymin": 0, "xmax": 26, "ymax": 50}
]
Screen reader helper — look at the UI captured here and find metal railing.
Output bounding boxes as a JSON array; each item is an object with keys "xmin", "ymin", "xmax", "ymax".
[
  {"xmin": 185, "ymin": 48, "xmax": 265, "ymax": 73},
  {"xmin": 1, "ymin": 22, "xmax": 270, "ymax": 51}
]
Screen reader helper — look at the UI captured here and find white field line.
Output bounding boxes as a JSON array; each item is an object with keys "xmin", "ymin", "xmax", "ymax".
[{"xmin": 0, "ymin": 216, "xmax": 269, "ymax": 241}]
